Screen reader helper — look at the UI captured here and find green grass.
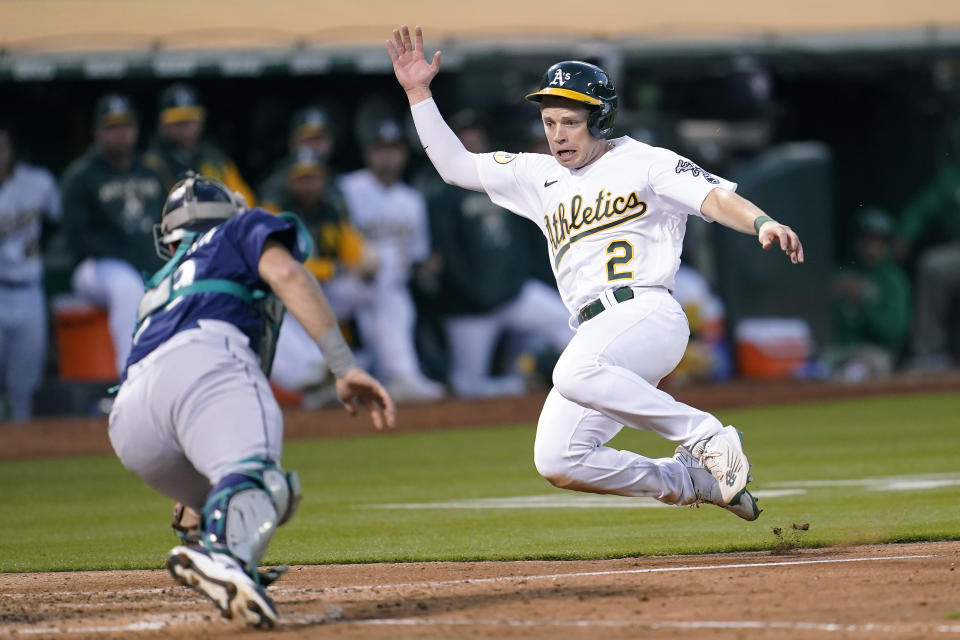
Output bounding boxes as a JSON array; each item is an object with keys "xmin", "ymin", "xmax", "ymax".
[{"xmin": 2, "ymin": 392, "xmax": 958, "ymax": 572}]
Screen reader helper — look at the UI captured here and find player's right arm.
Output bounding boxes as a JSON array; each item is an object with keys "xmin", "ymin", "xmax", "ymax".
[
  {"xmin": 701, "ymin": 188, "xmax": 804, "ymax": 264},
  {"xmin": 258, "ymin": 239, "xmax": 396, "ymax": 429},
  {"xmin": 387, "ymin": 25, "xmax": 483, "ymax": 192}
]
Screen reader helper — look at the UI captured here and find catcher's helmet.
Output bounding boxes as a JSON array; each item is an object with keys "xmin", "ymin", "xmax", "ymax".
[
  {"xmin": 525, "ymin": 61, "xmax": 618, "ymax": 139},
  {"xmin": 154, "ymin": 171, "xmax": 245, "ymax": 258}
]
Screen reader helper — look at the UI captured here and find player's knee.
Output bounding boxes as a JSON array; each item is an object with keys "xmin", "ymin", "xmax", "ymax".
[
  {"xmin": 533, "ymin": 440, "xmax": 576, "ymax": 488},
  {"xmin": 917, "ymin": 247, "xmax": 957, "ymax": 282},
  {"xmin": 107, "ymin": 262, "xmax": 146, "ymax": 301},
  {"xmin": 551, "ymin": 353, "xmax": 592, "ymax": 405}
]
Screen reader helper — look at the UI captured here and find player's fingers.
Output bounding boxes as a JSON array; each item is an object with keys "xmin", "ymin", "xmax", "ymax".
[
  {"xmin": 796, "ymin": 242, "xmax": 805, "ymax": 263},
  {"xmin": 392, "ymin": 28, "xmax": 404, "ymax": 53},
  {"xmin": 414, "ymin": 25, "xmax": 423, "ymax": 52},
  {"xmin": 374, "ymin": 385, "xmax": 397, "ymax": 428},
  {"xmin": 342, "ymin": 399, "xmax": 358, "ymax": 417},
  {"xmin": 432, "ymin": 50, "xmax": 442, "ymax": 70},
  {"xmin": 401, "ymin": 24, "xmax": 413, "ymax": 51},
  {"xmin": 384, "ymin": 398, "xmax": 397, "ymax": 429},
  {"xmin": 784, "ymin": 229, "xmax": 799, "ymax": 252},
  {"xmin": 369, "ymin": 403, "xmax": 384, "ymax": 431}
]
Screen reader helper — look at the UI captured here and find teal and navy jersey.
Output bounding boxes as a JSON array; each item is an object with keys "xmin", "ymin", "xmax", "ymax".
[{"xmin": 126, "ymin": 208, "xmax": 299, "ymax": 374}]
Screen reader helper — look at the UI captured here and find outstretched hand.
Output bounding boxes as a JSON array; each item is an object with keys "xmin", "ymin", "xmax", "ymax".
[
  {"xmin": 336, "ymin": 369, "xmax": 397, "ymax": 431},
  {"xmin": 758, "ymin": 221, "xmax": 805, "ymax": 264},
  {"xmin": 386, "ymin": 25, "xmax": 440, "ymax": 102}
]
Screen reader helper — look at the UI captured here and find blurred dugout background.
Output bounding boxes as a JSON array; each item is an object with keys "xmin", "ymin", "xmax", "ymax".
[{"xmin": 3, "ymin": 0, "xmax": 960, "ymax": 414}]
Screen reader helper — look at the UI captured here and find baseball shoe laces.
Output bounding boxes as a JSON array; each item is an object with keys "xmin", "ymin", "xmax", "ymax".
[
  {"xmin": 674, "ymin": 446, "xmax": 761, "ymax": 521},
  {"xmin": 690, "ymin": 425, "xmax": 752, "ymax": 505},
  {"xmin": 166, "ymin": 545, "xmax": 278, "ymax": 628}
]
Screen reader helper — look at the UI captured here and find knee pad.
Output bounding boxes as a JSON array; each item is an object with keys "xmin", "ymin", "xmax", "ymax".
[{"xmin": 201, "ymin": 458, "xmax": 301, "ymax": 571}]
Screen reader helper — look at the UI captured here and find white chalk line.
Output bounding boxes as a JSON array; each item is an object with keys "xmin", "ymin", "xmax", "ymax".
[
  {"xmin": 291, "ymin": 553, "xmax": 933, "ymax": 594},
  {"xmin": 353, "ymin": 618, "xmax": 960, "ymax": 634},
  {"xmin": 362, "ymin": 472, "xmax": 960, "ymax": 512},
  {"xmin": 1, "ymin": 553, "xmax": 938, "ymax": 636},
  {"xmin": 3, "ymin": 553, "xmax": 934, "ymax": 601},
  {"xmin": 12, "ymin": 612, "xmax": 208, "ymax": 635}
]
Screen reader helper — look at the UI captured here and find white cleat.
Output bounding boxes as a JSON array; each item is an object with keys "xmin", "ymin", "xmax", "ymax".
[
  {"xmin": 674, "ymin": 446, "xmax": 761, "ymax": 521},
  {"xmin": 166, "ymin": 545, "xmax": 278, "ymax": 628},
  {"xmin": 690, "ymin": 425, "xmax": 751, "ymax": 505}
]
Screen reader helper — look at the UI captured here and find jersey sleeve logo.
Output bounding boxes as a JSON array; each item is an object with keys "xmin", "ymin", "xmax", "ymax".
[
  {"xmin": 493, "ymin": 151, "xmax": 518, "ymax": 165},
  {"xmin": 676, "ymin": 159, "xmax": 720, "ymax": 184}
]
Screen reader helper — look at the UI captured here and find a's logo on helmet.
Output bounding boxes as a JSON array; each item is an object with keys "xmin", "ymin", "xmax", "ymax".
[{"xmin": 551, "ymin": 70, "xmax": 571, "ymax": 86}]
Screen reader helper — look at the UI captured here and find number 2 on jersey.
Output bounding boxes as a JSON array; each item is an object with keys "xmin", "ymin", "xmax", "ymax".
[{"xmin": 605, "ymin": 240, "xmax": 635, "ymax": 281}]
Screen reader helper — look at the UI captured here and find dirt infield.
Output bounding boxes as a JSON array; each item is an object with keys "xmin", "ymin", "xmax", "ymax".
[
  {"xmin": 3, "ymin": 371, "xmax": 959, "ymax": 462},
  {"xmin": 3, "ymin": 541, "xmax": 959, "ymax": 639},
  {"xmin": 4, "ymin": 374, "xmax": 959, "ymax": 638}
]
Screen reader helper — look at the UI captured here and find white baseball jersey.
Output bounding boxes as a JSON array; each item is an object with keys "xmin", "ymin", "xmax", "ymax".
[
  {"xmin": 337, "ymin": 169, "xmax": 430, "ymax": 286},
  {"xmin": 474, "ymin": 137, "xmax": 736, "ymax": 315},
  {"xmin": 0, "ymin": 163, "xmax": 60, "ymax": 284}
]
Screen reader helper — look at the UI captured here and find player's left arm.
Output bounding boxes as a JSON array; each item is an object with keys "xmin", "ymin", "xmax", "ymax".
[
  {"xmin": 701, "ymin": 188, "xmax": 804, "ymax": 264},
  {"xmin": 258, "ymin": 239, "xmax": 396, "ymax": 429}
]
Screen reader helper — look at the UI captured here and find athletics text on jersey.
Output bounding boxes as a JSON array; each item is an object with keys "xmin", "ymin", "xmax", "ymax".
[{"xmin": 473, "ymin": 137, "xmax": 736, "ymax": 315}]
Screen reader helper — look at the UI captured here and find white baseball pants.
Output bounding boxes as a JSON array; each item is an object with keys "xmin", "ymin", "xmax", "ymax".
[
  {"xmin": 72, "ymin": 257, "xmax": 144, "ymax": 375},
  {"xmin": 109, "ymin": 321, "xmax": 283, "ymax": 510},
  {"xmin": 534, "ymin": 288, "xmax": 723, "ymax": 505},
  {"xmin": 445, "ymin": 279, "xmax": 573, "ymax": 397},
  {"xmin": 0, "ymin": 284, "xmax": 46, "ymax": 420}
]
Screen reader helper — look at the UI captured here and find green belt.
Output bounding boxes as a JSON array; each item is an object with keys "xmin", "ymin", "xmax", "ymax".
[{"xmin": 577, "ymin": 287, "xmax": 636, "ymax": 324}]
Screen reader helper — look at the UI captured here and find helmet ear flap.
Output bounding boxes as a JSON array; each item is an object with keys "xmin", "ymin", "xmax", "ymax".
[{"xmin": 587, "ymin": 102, "xmax": 615, "ymax": 139}]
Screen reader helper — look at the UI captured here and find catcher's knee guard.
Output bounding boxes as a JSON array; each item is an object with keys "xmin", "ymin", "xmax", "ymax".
[{"xmin": 201, "ymin": 458, "xmax": 301, "ymax": 571}]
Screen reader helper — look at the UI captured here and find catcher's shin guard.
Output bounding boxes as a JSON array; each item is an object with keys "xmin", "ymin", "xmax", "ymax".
[{"xmin": 201, "ymin": 458, "xmax": 301, "ymax": 573}]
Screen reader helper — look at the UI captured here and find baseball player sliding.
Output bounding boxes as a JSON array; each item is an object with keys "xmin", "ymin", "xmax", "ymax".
[
  {"xmin": 388, "ymin": 26, "xmax": 803, "ymax": 520},
  {"xmin": 108, "ymin": 173, "xmax": 395, "ymax": 627}
]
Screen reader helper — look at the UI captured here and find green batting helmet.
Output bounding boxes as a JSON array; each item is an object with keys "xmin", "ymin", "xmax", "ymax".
[{"xmin": 525, "ymin": 61, "xmax": 618, "ymax": 139}]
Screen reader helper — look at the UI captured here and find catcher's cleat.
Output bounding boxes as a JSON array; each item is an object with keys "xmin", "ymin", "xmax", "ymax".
[
  {"xmin": 258, "ymin": 565, "xmax": 290, "ymax": 587},
  {"xmin": 690, "ymin": 425, "xmax": 751, "ymax": 505},
  {"xmin": 674, "ymin": 446, "xmax": 761, "ymax": 521},
  {"xmin": 166, "ymin": 545, "xmax": 278, "ymax": 628}
]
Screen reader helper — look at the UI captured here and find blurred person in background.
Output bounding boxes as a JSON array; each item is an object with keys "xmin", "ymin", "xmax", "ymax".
[
  {"xmin": 60, "ymin": 94, "xmax": 165, "ymax": 375},
  {"xmin": 893, "ymin": 121, "xmax": 960, "ymax": 372},
  {"xmin": 259, "ymin": 106, "xmax": 337, "ymax": 209},
  {"xmin": 266, "ymin": 149, "xmax": 378, "ymax": 397},
  {"xmin": 337, "ymin": 118, "xmax": 445, "ymax": 402},
  {"xmin": 669, "ymin": 263, "xmax": 732, "ymax": 385},
  {"xmin": 827, "ymin": 208, "xmax": 911, "ymax": 381},
  {"xmin": 144, "ymin": 83, "xmax": 256, "ymax": 206},
  {"xmin": 0, "ymin": 123, "xmax": 60, "ymax": 420},
  {"xmin": 427, "ymin": 111, "xmax": 572, "ymax": 397}
]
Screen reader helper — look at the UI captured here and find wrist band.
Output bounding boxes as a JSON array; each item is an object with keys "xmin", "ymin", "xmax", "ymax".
[
  {"xmin": 753, "ymin": 215, "xmax": 775, "ymax": 234},
  {"xmin": 316, "ymin": 326, "xmax": 358, "ymax": 378}
]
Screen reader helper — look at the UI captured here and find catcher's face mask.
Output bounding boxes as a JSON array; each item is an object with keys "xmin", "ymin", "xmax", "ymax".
[{"xmin": 154, "ymin": 171, "xmax": 245, "ymax": 259}]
